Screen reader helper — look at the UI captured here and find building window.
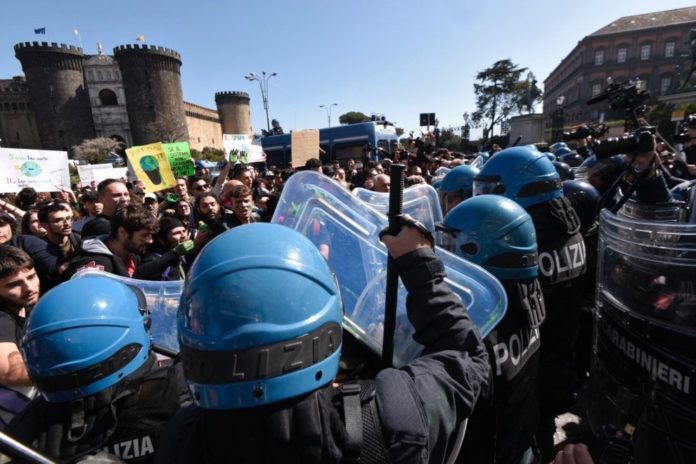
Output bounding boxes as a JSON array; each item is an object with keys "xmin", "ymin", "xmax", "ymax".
[
  {"xmin": 99, "ymin": 89, "xmax": 118, "ymax": 106},
  {"xmin": 11, "ymin": 102, "xmax": 17, "ymax": 111},
  {"xmin": 58, "ymin": 130, "xmax": 64, "ymax": 139},
  {"xmin": 594, "ymin": 50, "xmax": 604, "ymax": 66},
  {"xmin": 665, "ymin": 41, "xmax": 675, "ymax": 58},
  {"xmin": 591, "ymin": 83, "xmax": 602, "ymax": 97},
  {"xmin": 86, "ymin": 70, "xmax": 92, "ymax": 80},
  {"xmin": 16, "ymin": 132, "xmax": 20, "ymax": 141},
  {"xmin": 106, "ymin": 70, "xmax": 112, "ymax": 80},
  {"xmin": 97, "ymin": 70, "xmax": 103, "ymax": 80},
  {"xmin": 660, "ymin": 76, "xmax": 672, "ymax": 95},
  {"xmin": 617, "ymin": 47, "xmax": 627, "ymax": 63},
  {"xmin": 3, "ymin": 103, "xmax": 9, "ymax": 111},
  {"xmin": 640, "ymin": 44, "xmax": 651, "ymax": 61},
  {"xmin": 18, "ymin": 102, "xmax": 25, "ymax": 110}
]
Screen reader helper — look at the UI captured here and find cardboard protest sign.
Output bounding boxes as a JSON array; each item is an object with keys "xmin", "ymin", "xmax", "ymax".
[
  {"xmin": 222, "ymin": 134, "xmax": 266, "ymax": 164},
  {"xmin": 125, "ymin": 143, "xmax": 176, "ymax": 193},
  {"xmin": 0, "ymin": 148, "xmax": 70, "ymax": 193},
  {"xmin": 291, "ymin": 130, "xmax": 320, "ymax": 167},
  {"xmin": 163, "ymin": 142, "xmax": 194, "ymax": 177}
]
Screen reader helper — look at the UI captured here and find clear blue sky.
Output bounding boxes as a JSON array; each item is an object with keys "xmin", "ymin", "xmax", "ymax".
[{"xmin": 1, "ymin": 0, "xmax": 694, "ymax": 139}]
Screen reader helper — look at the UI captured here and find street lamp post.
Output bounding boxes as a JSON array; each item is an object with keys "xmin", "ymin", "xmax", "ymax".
[
  {"xmin": 245, "ymin": 71, "xmax": 277, "ymax": 133},
  {"xmin": 552, "ymin": 95, "xmax": 565, "ymax": 142},
  {"xmin": 320, "ymin": 103, "xmax": 338, "ymax": 127}
]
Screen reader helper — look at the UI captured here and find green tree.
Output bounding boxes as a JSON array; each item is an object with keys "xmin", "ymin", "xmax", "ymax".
[
  {"xmin": 471, "ymin": 59, "xmax": 528, "ymax": 143},
  {"xmin": 71, "ymin": 137, "xmax": 124, "ymax": 163},
  {"xmin": 645, "ymin": 102, "xmax": 676, "ymax": 142},
  {"xmin": 338, "ymin": 111, "xmax": 371, "ymax": 125}
]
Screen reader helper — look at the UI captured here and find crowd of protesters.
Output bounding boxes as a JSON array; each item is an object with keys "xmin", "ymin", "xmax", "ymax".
[{"xmin": 0, "ymin": 125, "xmax": 692, "ymax": 463}]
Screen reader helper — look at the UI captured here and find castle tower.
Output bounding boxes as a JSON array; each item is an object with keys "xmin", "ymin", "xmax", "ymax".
[
  {"xmin": 215, "ymin": 91, "xmax": 252, "ymax": 135},
  {"xmin": 113, "ymin": 44, "xmax": 188, "ymax": 146},
  {"xmin": 14, "ymin": 42, "xmax": 96, "ymax": 151}
]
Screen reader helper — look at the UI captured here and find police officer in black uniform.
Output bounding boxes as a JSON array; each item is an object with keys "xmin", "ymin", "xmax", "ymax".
[
  {"xmin": 439, "ymin": 195, "xmax": 545, "ymax": 464},
  {"xmin": 8, "ymin": 276, "xmax": 189, "ymax": 463},
  {"xmin": 473, "ymin": 146, "xmax": 587, "ymax": 459},
  {"xmin": 156, "ymin": 222, "xmax": 489, "ymax": 464}
]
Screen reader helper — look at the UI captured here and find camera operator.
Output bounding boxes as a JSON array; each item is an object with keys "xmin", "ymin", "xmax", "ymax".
[{"xmin": 623, "ymin": 134, "xmax": 672, "ymax": 204}]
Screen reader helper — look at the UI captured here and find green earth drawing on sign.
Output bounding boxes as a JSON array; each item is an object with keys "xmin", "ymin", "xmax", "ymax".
[
  {"xmin": 20, "ymin": 161, "xmax": 42, "ymax": 177},
  {"xmin": 140, "ymin": 155, "xmax": 163, "ymax": 184}
]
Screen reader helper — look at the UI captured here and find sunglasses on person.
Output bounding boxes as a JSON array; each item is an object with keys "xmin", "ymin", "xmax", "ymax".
[{"xmin": 194, "ymin": 183, "xmax": 210, "ymax": 191}]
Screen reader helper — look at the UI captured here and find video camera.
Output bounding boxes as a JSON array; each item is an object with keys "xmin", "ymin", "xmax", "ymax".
[
  {"xmin": 594, "ymin": 126, "xmax": 656, "ymax": 159},
  {"xmin": 586, "ymin": 78, "xmax": 650, "ymax": 121},
  {"xmin": 562, "ymin": 123, "xmax": 609, "ymax": 141},
  {"xmin": 585, "ymin": 78, "xmax": 655, "ymax": 158}
]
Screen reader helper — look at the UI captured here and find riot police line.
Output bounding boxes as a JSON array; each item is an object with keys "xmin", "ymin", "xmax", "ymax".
[{"xmin": 0, "ymin": 80, "xmax": 694, "ymax": 463}]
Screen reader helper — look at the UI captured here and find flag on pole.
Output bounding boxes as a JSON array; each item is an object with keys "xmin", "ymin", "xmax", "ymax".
[
  {"xmin": 135, "ymin": 35, "xmax": 145, "ymax": 42},
  {"xmin": 34, "ymin": 28, "xmax": 46, "ymax": 34},
  {"xmin": 73, "ymin": 29, "xmax": 80, "ymax": 36}
]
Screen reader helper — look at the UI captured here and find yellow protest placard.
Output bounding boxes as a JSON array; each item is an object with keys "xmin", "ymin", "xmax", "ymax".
[{"xmin": 125, "ymin": 143, "xmax": 176, "ymax": 192}]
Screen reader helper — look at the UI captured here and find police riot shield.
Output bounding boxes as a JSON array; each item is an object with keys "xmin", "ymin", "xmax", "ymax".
[
  {"xmin": 70, "ymin": 270, "xmax": 182, "ymax": 354},
  {"xmin": 272, "ymin": 170, "xmax": 507, "ymax": 366},
  {"xmin": 352, "ymin": 183, "xmax": 444, "ymax": 233},
  {"xmin": 590, "ymin": 207, "xmax": 696, "ymax": 462}
]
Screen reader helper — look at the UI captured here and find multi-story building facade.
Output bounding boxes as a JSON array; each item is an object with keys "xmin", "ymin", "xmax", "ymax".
[{"xmin": 543, "ymin": 7, "xmax": 696, "ymax": 137}]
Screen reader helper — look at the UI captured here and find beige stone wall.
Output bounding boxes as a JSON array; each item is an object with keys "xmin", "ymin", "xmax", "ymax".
[{"xmin": 185, "ymin": 101, "xmax": 222, "ymax": 151}]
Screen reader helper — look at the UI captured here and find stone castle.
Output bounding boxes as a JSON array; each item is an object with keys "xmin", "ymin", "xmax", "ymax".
[{"xmin": 0, "ymin": 41, "xmax": 251, "ymax": 153}]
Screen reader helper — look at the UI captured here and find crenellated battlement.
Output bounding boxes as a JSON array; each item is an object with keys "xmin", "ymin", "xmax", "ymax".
[
  {"xmin": 113, "ymin": 44, "xmax": 181, "ymax": 61},
  {"xmin": 215, "ymin": 91, "xmax": 250, "ymax": 99},
  {"xmin": 14, "ymin": 42, "xmax": 83, "ymax": 55}
]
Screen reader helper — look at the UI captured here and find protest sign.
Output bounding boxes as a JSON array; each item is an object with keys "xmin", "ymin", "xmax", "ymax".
[
  {"xmin": 125, "ymin": 143, "xmax": 175, "ymax": 192},
  {"xmin": 163, "ymin": 142, "xmax": 194, "ymax": 177},
  {"xmin": 78, "ymin": 164, "xmax": 128, "ymax": 186},
  {"xmin": 291, "ymin": 129, "xmax": 320, "ymax": 167},
  {"xmin": 77, "ymin": 163, "xmax": 112, "ymax": 184},
  {"xmin": 222, "ymin": 134, "xmax": 266, "ymax": 164},
  {"xmin": 0, "ymin": 148, "xmax": 70, "ymax": 193}
]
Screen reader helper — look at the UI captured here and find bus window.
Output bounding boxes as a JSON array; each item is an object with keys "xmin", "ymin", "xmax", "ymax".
[
  {"xmin": 333, "ymin": 142, "xmax": 365, "ymax": 161},
  {"xmin": 377, "ymin": 139, "xmax": 391, "ymax": 156},
  {"xmin": 264, "ymin": 148, "xmax": 286, "ymax": 167}
]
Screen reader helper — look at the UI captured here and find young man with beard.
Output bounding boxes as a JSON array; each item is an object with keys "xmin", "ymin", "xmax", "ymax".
[
  {"xmin": 64, "ymin": 204, "xmax": 157, "ymax": 279},
  {"xmin": 137, "ymin": 217, "xmax": 194, "ymax": 281},
  {"xmin": 37, "ymin": 201, "xmax": 81, "ymax": 292},
  {"xmin": 0, "ymin": 246, "xmax": 38, "ymax": 428},
  {"xmin": 81, "ymin": 179, "xmax": 131, "ymax": 238}
]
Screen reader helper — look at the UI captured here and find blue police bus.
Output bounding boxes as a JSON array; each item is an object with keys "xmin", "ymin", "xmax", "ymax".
[{"xmin": 261, "ymin": 121, "xmax": 399, "ymax": 167}]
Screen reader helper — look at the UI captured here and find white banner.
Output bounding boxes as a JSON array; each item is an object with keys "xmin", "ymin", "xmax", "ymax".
[
  {"xmin": 222, "ymin": 134, "xmax": 266, "ymax": 164},
  {"xmin": 77, "ymin": 163, "xmax": 112, "ymax": 183},
  {"xmin": 0, "ymin": 148, "xmax": 70, "ymax": 193},
  {"xmin": 78, "ymin": 164, "xmax": 128, "ymax": 186}
]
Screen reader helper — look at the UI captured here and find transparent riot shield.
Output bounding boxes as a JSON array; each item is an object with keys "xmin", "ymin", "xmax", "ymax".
[
  {"xmin": 272, "ymin": 171, "xmax": 506, "ymax": 366},
  {"xmin": 590, "ymin": 207, "xmax": 696, "ymax": 462},
  {"xmin": 352, "ymin": 183, "xmax": 444, "ymax": 233}
]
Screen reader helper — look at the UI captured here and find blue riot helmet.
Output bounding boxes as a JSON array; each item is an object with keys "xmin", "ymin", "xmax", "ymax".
[
  {"xmin": 439, "ymin": 195, "xmax": 538, "ymax": 280},
  {"xmin": 553, "ymin": 161, "xmax": 575, "ymax": 181},
  {"xmin": 179, "ymin": 223, "xmax": 343, "ymax": 410},
  {"xmin": 20, "ymin": 276, "xmax": 151, "ymax": 403},
  {"xmin": 439, "ymin": 165, "xmax": 480, "ymax": 214},
  {"xmin": 473, "ymin": 145, "xmax": 563, "ymax": 207},
  {"xmin": 544, "ymin": 152, "xmax": 557, "ymax": 161},
  {"xmin": 559, "ymin": 152, "xmax": 585, "ymax": 167},
  {"xmin": 470, "ymin": 152, "xmax": 489, "ymax": 169},
  {"xmin": 554, "ymin": 146, "xmax": 572, "ymax": 158},
  {"xmin": 576, "ymin": 154, "xmax": 627, "ymax": 195},
  {"xmin": 550, "ymin": 142, "xmax": 568, "ymax": 153},
  {"xmin": 562, "ymin": 180, "xmax": 601, "ymax": 234}
]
